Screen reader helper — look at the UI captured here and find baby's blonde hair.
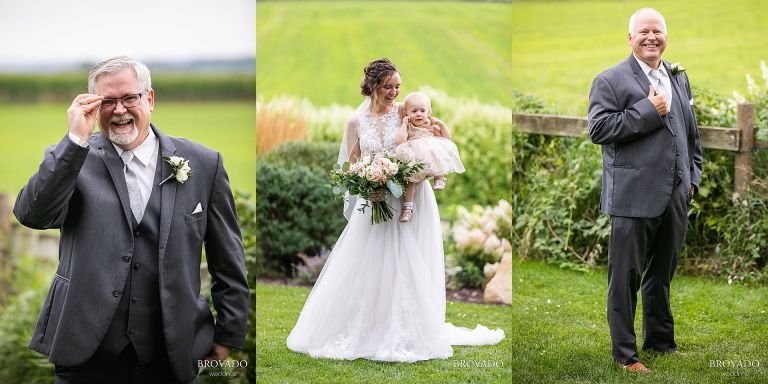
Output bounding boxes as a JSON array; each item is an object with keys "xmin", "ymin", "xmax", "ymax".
[{"xmin": 403, "ymin": 92, "xmax": 431, "ymax": 111}]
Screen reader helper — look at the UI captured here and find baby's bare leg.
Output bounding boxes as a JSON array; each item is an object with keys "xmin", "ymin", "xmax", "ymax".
[{"xmin": 403, "ymin": 182, "xmax": 417, "ymax": 202}]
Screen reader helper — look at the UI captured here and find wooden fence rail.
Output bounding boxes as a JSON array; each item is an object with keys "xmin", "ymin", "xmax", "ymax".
[{"xmin": 513, "ymin": 103, "xmax": 767, "ymax": 197}]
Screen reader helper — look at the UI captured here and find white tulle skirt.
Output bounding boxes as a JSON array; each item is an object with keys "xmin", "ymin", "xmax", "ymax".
[{"xmin": 286, "ymin": 181, "xmax": 504, "ymax": 362}]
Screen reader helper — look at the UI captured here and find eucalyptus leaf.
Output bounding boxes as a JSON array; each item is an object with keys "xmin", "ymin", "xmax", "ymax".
[{"xmin": 386, "ymin": 180, "xmax": 403, "ymax": 198}]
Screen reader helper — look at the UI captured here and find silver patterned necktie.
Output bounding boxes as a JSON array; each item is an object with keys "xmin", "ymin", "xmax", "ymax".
[
  {"xmin": 120, "ymin": 151, "xmax": 144, "ymax": 222},
  {"xmin": 649, "ymin": 69, "xmax": 670, "ymax": 107}
]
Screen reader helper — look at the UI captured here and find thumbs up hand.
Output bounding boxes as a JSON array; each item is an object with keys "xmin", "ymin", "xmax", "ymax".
[{"xmin": 648, "ymin": 85, "xmax": 668, "ymax": 116}]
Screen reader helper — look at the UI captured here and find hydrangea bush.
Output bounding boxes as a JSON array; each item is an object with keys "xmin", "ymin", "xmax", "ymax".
[{"xmin": 445, "ymin": 200, "xmax": 513, "ymax": 289}]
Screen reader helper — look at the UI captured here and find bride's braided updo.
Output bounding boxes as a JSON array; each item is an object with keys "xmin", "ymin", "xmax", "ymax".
[{"xmin": 360, "ymin": 58, "xmax": 399, "ymax": 97}]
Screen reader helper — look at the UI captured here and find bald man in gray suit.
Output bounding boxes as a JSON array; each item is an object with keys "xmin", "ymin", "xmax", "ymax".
[
  {"xmin": 588, "ymin": 8, "xmax": 702, "ymax": 373},
  {"xmin": 15, "ymin": 56, "xmax": 249, "ymax": 383}
]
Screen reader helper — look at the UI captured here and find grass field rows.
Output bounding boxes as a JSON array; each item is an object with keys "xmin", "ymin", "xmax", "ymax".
[
  {"xmin": 511, "ymin": 0, "xmax": 768, "ymax": 114},
  {"xmin": 256, "ymin": 2, "xmax": 512, "ymax": 107},
  {"xmin": 0, "ymin": 102, "xmax": 255, "ymax": 196}
]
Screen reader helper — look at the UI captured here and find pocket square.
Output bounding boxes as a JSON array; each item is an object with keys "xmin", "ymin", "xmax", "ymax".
[
  {"xmin": 689, "ymin": 98, "xmax": 694, "ymax": 106},
  {"xmin": 192, "ymin": 203, "xmax": 203, "ymax": 214}
]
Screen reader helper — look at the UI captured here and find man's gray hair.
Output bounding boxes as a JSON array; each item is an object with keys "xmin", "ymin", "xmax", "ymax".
[
  {"xmin": 628, "ymin": 8, "xmax": 667, "ymax": 36},
  {"xmin": 88, "ymin": 56, "xmax": 152, "ymax": 94}
]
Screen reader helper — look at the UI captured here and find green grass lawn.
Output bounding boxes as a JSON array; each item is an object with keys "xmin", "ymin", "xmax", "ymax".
[
  {"xmin": 511, "ymin": 0, "xmax": 768, "ymax": 114},
  {"xmin": 510, "ymin": 257, "xmax": 768, "ymax": 383},
  {"xmin": 255, "ymin": 283, "xmax": 512, "ymax": 383},
  {"xmin": 0, "ymin": 101, "xmax": 255, "ymax": 197},
  {"xmin": 256, "ymin": 1, "xmax": 512, "ymax": 107}
]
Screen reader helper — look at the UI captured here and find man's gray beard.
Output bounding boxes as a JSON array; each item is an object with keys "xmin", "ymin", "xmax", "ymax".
[{"xmin": 108, "ymin": 124, "xmax": 139, "ymax": 145}]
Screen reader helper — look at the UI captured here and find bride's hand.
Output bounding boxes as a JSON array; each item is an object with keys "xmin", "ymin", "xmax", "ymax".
[{"xmin": 369, "ymin": 190, "xmax": 387, "ymax": 202}]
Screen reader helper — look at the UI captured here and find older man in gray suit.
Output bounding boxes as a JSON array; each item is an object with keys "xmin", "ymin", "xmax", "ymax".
[
  {"xmin": 588, "ymin": 8, "xmax": 703, "ymax": 373},
  {"xmin": 14, "ymin": 56, "xmax": 249, "ymax": 383}
]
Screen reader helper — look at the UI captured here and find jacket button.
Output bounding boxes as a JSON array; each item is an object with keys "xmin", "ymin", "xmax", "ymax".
[
  {"xmin": 133, "ymin": 263, "xmax": 141, "ymax": 270},
  {"xmin": 134, "ymin": 230, "xmax": 141, "ymax": 237},
  {"xmin": 122, "ymin": 255, "xmax": 131, "ymax": 263},
  {"xmin": 112, "ymin": 290, "xmax": 121, "ymax": 297},
  {"xmin": 131, "ymin": 296, "xmax": 139, "ymax": 303},
  {"xmin": 128, "ymin": 329, "xmax": 136, "ymax": 335}
]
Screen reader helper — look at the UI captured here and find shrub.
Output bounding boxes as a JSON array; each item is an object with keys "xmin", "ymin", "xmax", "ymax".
[
  {"xmin": 260, "ymin": 140, "xmax": 339, "ymax": 172},
  {"xmin": 514, "ymin": 135, "xmax": 609, "ymax": 271},
  {"xmin": 0, "ymin": 290, "xmax": 52, "ymax": 384},
  {"xmin": 257, "ymin": 89, "xmax": 514, "ymax": 214},
  {"xmin": 512, "ymin": 70, "xmax": 768, "ymax": 284},
  {"xmin": 256, "ymin": 141, "xmax": 347, "ymax": 278},
  {"xmin": 292, "ymin": 251, "xmax": 329, "ymax": 286},
  {"xmin": 445, "ymin": 200, "xmax": 513, "ymax": 289},
  {"xmin": 234, "ymin": 191, "xmax": 256, "ymax": 384}
]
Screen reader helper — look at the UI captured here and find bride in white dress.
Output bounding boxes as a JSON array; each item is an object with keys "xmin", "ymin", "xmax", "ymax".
[{"xmin": 286, "ymin": 58, "xmax": 504, "ymax": 362}]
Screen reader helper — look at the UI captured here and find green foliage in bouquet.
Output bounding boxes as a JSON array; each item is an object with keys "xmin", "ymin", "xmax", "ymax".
[
  {"xmin": 256, "ymin": 141, "xmax": 347, "ymax": 278},
  {"xmin": 329, "ymin": 154, "xmax": 423, "ymax": 224}
]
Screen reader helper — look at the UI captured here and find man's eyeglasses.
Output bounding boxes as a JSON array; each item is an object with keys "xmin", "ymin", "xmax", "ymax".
[{"xmin": 99, "ymin": 91, "xmax": 146, "ymax": 111}]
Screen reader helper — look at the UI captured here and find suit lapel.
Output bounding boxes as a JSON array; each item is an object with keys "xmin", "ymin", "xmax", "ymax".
[
  {"xmin": 91, "ymin": 134, "xmax": 134, "ymax": 231},
  {"xmin": 664, "ymin": 61, "xmax": 693, "ymax": 134},
  {"xmin": 628, "ymin": 55, "xmax": 652, "ymax": 96},
  {"xmin": 154, "ymin": 125, "xmax": 177, "ymax": 264}
]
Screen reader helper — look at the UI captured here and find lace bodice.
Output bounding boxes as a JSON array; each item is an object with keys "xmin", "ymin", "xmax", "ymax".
[{"xmin": 357, "ymin": 104, "xmax": 401, "ymax": 155}]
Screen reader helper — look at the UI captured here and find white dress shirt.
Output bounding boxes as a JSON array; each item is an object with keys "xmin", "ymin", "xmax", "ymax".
[
  {"xmin": 113, "ymin": 130, "xmax": 159, "ymax": 211},
  {"xmin": 68, "ymin": 129, "xmax": 159, "ymax": 212},
  {"xmin": 633, "ymin": 53, "xmax": 673, "ymax": 111}
]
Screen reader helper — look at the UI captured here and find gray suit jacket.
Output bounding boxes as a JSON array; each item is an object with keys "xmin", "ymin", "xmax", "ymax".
[
  {"xmin": 588, "ymin": 55, "xmax": 703, "ymax": 218},
  {"xmin": 14, "ymin": 125, "xmax": 249, "ymax": 382}
]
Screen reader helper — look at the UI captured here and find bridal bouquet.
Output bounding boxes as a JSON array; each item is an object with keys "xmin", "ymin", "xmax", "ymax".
[{"xmin": 329, "ymin": 153, "xmax": 424, "ymax": 224}]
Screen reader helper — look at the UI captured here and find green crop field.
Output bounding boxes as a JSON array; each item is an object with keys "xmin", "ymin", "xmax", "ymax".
[
  {"xmin": 256, "ymin": 1, "xmax": 512, "ymax": 106},
  {"xmin": 512, "ymin": 0, "xmax": 768, "ymax": 114},
  {"xmin": 0, "ymin": 102, "xmax": 255, "ymax": 197}
]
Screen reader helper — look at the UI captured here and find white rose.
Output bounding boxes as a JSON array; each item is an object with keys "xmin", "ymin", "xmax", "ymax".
[
  {"xmin": 169, "ymin": 156, "xmax": 184, "ymax": 167},
  {"xmin": 176, "ymin": 162, "xmax": 191, "ymax": 183}
]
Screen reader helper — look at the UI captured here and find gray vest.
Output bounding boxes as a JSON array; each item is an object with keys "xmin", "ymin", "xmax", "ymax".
[
  {"xmin": 96, "ymin": 154, "xmax": 164, "ymax": 365},
  {"xmin": 667, "ymin": 81, "xmax": 692, "ymax": 190}
]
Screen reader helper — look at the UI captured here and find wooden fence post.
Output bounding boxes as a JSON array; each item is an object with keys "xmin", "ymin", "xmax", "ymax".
[
  {"xmin": 734, "ymin": 103, "xmax": 756, "ymax": 198},
  {"xmin": 0, "ymin": 193, "xmax": 10, "ymax": 234}
]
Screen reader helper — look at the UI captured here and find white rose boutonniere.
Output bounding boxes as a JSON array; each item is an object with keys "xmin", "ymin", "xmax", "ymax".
[
  {"xmin": 159, "ymin": 156, "xmax": 192, "ymax": 185},
  {"xmin": 670, "ymin": 62, "xmax": 686, "ymax": 76}
]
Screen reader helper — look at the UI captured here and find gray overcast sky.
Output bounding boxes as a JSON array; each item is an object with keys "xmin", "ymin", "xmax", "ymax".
[{"xmin": 0, "ymin": 0, "xmax": 255, "ymax": 64}]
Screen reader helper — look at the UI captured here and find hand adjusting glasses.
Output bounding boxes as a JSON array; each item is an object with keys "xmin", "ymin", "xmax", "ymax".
[{"xmin": 99, "ymin": 91, "xmax": 146, "ymax": 111}]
